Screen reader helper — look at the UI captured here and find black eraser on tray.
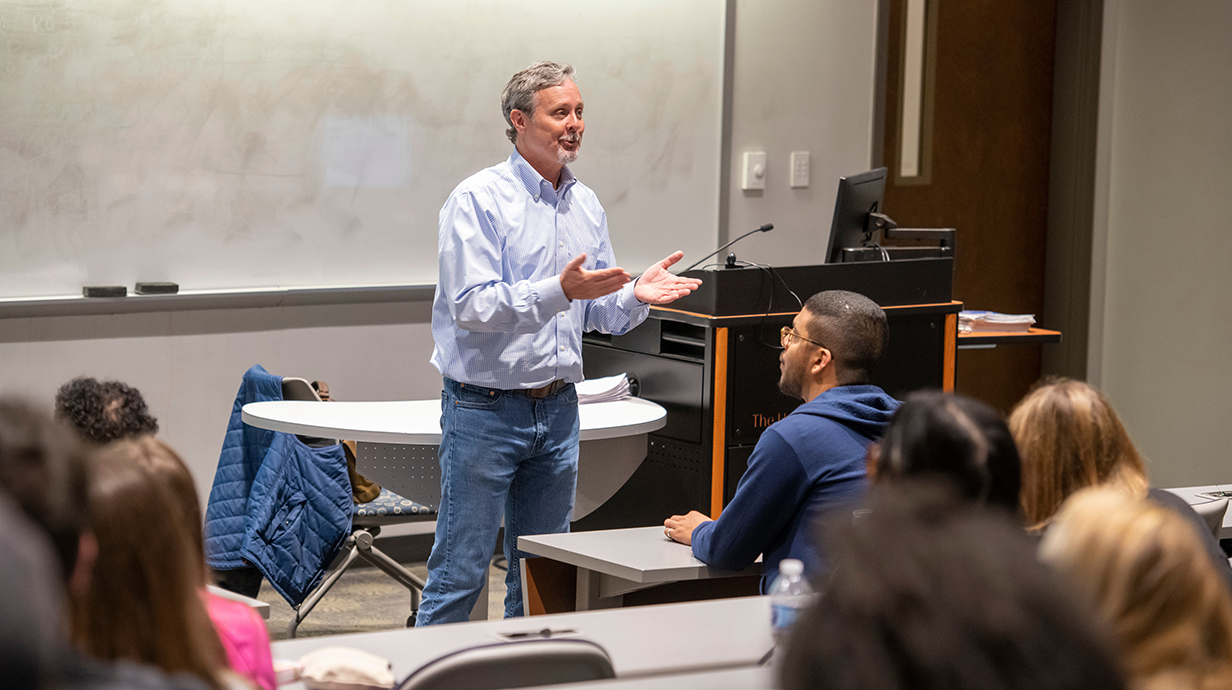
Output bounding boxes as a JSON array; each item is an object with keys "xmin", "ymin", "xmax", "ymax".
[
  {"xmin": 135, "ymin": 282, "xmax": 179, "ymax": 295},
  {"xmin": 82, "ymin": 286, "xmax": 127, "ymax": 298}
]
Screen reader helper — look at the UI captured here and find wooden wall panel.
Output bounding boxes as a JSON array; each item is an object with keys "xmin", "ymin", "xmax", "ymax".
[{"xmin": 881, "ymin": 0, "xmax": 1058, "ymax": 412}]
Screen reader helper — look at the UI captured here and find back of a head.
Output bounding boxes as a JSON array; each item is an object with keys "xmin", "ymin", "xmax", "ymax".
[
  {"xmin": 0, "ymin": 492, "xmax": 65, "ymax": 688},
  {"xmin": 0, "ymin": 398, "xmax": 90, "ymax": 583},
  {"xmin": 1009, "ymin": 378, "xmax": 1148, "ymax": 528},
  {"xmin": 1040, "ymin": 488, "xmax": 1232, "ymax": 690},
  {"xmin": 875, "ymin": 391, "xmax": 1022, "ymax": 515},
  {"xmin": 54, "ymin": 376, "xmax": 159, "ymax": 445},
  {"xmin": 71, "ymin": 437, "xmax": 224, "ymax": 688},
  {"xmin": 779, "ymin": 482, "xmax": 1125, "ymax": 690},
  {"xmin": 802, "ymin": 290, "xmax": 887, "ymax": 385}
]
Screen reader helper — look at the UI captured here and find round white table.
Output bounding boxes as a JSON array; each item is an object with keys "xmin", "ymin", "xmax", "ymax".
[{"xmin": 241, "ymin": 397, "xmax": 667, "ymax": 520}]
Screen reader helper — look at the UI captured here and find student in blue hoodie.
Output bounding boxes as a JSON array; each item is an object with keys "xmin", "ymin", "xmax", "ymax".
[{"xmin": 664, "ymin": 290, "xmax": 900, "ymax": 590}]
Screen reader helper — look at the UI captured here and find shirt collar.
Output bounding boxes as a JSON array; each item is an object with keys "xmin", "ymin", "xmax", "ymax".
[{"xmin": 508, "ymin": 148, "xmax": 576, "ymax": 205}]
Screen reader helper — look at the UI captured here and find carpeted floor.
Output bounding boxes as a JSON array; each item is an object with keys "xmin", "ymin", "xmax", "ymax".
[{"xmin": 260, "ymin": 560, "xmax": 508, "ymax": 640}]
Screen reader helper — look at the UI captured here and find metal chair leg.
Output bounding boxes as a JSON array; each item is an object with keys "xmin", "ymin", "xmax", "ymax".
[
  {"xmin": 287, "ymin": 535, "xmax": 361, "ymax": 639},
  {"xmin": 287, "ymin": 526, "xmax": 428, "ymax": 637}
]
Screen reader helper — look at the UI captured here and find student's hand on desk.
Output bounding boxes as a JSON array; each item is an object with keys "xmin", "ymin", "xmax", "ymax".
[
  {"xmin": 664, "ymin": 510, "xmax": 712, "ymax": 546},
  {"xmin": 634, "ymin": 251, "xmax": 703, "ymax": 305},
  {"xmin": 561, "ymin": 253, "xmax": 631, "ymax": 301}
]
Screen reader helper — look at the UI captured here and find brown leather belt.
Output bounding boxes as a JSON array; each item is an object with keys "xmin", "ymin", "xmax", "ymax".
[{"xmin": 521, "ymin": 379, "xmax": 569, "ymax": 398}]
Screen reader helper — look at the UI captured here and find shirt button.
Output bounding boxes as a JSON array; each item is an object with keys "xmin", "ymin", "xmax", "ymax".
[
  {"xmin": 559, "ymin": 241, "xmax": 564, "ymax": 247},
  {"xmin": 560, "ymin": 346, "xmax": 565, "ymax": 351},
  {"xmin": 534, "ymin": 195, "xmax": 540, "ymax": 202}
]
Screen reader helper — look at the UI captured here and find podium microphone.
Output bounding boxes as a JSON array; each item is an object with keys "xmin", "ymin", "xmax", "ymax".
[{"xmin": 684, "ymin": 223, "xmax": 774, "ymax": 272}]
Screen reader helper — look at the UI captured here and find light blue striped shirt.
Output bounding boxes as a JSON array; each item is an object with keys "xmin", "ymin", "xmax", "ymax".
[{"xmin": 430, "ymin": 149, "xmax": 649, "ymax": 389}]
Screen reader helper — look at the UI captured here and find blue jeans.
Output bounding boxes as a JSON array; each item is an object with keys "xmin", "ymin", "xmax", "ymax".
[{"xmin": 415, "ymin": 377, "xmax": 580, "ymax": 625}]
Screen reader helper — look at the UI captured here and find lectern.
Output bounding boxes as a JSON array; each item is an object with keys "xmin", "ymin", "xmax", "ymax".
[{"xmin": 575, "ymin": 258, "xmax": 959, "ymax": 529}]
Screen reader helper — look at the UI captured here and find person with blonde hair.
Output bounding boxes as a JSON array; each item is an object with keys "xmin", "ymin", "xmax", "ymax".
[
  {"xmin": 1040, "ymin": 488, "xmax": 1232, "ymax": 690},
  {"xmin": 1008, "ymin": 378, "xmax": 1149, "ymax": 528},
  {"xmin": 72, "ymin": 437, "xmax": 271, "ymax": 690},
  {"xmin": 1009, "ymin": 378, "xmax": 1230, "ymax": 582}
]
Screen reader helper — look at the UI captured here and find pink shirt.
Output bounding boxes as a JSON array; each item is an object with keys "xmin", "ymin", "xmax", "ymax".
[{"xmin": 205, "ymin": 592, "xmax": 276, "ymax": 690}]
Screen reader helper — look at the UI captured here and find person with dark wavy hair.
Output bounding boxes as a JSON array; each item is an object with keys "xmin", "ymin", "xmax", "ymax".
[
  {"xmin": 868, "ymin": 390, "xmax": 1023, "ymax": 516},
  {"xmin": 55, "ymin": 377, "xmax": 159, "ymax": 444}
]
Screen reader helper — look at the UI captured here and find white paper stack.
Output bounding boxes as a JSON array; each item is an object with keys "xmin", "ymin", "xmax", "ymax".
[
  {"xmin": 576, "ymin": 374, "xmax": 631, "ymax": 404},
  {"xmin": 958, "ymin": 311, "xmax": 1036, "ymax": 334}
]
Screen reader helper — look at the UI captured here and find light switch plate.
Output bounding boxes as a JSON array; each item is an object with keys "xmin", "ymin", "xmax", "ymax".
[
  {"xmin": 742, "ymin": 151, "xmax": 767, "ymax": 190},
  {"xmin": 790, "ymin": 151, "xmax": 809, "ymax": 188}
]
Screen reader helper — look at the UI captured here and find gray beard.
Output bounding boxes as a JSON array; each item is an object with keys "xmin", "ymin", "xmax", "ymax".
[{"xmin": 558, "ymin": 147, "xmax": 579, "ymax": 165}]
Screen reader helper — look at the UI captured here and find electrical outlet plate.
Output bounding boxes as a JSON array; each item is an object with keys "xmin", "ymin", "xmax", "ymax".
[
  {"xmin": 742, "ymin": 151, "xmax": 766, "ymax": 190},
  {"xmin": 790, "ymin": 151, "xmax": 809, "ymax": 188}
]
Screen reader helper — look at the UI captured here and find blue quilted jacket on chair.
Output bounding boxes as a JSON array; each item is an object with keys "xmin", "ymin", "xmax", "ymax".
[{"xmin": 203, "ymin": 364, "xmax": 352, "ymax": 606}]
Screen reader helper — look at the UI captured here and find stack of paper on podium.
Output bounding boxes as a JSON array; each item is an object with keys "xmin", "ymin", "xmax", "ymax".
[
  {"xmin": 959, "ymin": 311, "xmax": 1036, "ymax": 333},
  {"xmin": 577, "ymin": 374, "xmax": 630, "ymax": 404}
]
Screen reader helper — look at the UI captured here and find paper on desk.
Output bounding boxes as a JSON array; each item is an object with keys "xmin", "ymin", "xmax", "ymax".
[
  {"xmin": 577, "ymin": 374, "xmax": 630, "ymax": 404},
  {"xmin": 958, "ymin": 310, "xmax": 1036, "ymax": 334}
]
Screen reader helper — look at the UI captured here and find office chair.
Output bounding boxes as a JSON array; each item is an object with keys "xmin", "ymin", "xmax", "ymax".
[
  {"xmin": 282, "ymin": 378, "xmax": 436, "ymax": 638},
  {"xmin": 396, "ymin": 638, "xmax": 616, "ymax": 690},
  {"xmin": 1191, "ymin": 497, "xmax": 1229, "ymax": 539}
]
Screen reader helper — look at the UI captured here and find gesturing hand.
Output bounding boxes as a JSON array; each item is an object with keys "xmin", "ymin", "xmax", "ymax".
[
  {"xmin": 634, "ymin": 251, "xmax": 703, "ymax": 305},
  {"xmin": 664, "ymin": 510, "xmax": 712, "ymax": 546},
  {"xmin": 560, "ymin": 253, "xmax": 631, "ymax": 301}
]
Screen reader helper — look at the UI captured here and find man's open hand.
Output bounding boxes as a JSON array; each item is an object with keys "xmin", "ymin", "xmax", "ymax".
[
  {"xmin": 560, "ymin": 253, "xmax": 631, "ymax": 301},
  {"xmin": 634, "ymin": 251, "xmax": 702, "ymax": 305},
  {"xmin": 664, "ymin": 510, "xmax": 712, "ymax": 546}
]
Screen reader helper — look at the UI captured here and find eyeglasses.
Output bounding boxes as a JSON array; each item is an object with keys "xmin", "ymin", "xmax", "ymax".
[{"xmin": 780, "ymin": 325, "xmax": 826, "ymax": 349}]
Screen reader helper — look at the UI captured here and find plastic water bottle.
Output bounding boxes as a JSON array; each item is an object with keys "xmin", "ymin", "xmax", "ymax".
[{"xmin": 768, "ymin": 558, "xmax": 815, "ymax": 648}]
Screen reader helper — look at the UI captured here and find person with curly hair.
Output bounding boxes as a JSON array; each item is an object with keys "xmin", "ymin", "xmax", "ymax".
[{"xmin": 55, "ymin": 377, "xmax": 159, "ymax": 444}]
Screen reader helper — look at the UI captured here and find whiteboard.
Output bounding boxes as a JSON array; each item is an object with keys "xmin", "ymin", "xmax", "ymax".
[{"xmin": 0, "ymin": 0, "xmax": 724, "ymax": 298}]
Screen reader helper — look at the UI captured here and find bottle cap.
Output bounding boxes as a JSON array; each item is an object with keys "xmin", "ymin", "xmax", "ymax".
[{"xmin": 779, "ymin": 559, "xmax": 803, "ymax": 577}]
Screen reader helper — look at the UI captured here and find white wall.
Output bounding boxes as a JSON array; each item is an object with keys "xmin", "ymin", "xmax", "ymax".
[
  {"xmin": 0, "ymin": 303, "xmax": 441, "ymax": 509},
  {"xmin": 725, "ymin": 0, "xmax": 880, "ymax": 264},
  {"xmin": 0, "ymin": 0, "xmax": 882, "ymax": 502},
  {"xmin": 1092, "ymin": 0, "xmax": 1232, "ymax": 486}
]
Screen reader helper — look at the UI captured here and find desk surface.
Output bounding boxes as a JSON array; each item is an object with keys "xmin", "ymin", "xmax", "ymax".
[
  {"xmin": 519, "ymin": 526, "xmax": 760, "ymax": 585},
  {"xmin": 1163, "ymin": 485, "xmax": 1232, "ymax": 539},
  {"xmin": 242, "ymin": 397, "xmax": 666, "ymax": 445},
  {"xmin": 957, "ymin": 327, "xmax": 1062, "ymax": 346},
  {"xmin": 271, "ymin": 596, "xmax": 772, "ymax": 686}
]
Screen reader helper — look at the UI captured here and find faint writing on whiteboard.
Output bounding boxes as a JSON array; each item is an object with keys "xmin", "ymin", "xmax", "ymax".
[{"xmin": 320, "ymin": 115, "xmax": 410, "ymax": 189}]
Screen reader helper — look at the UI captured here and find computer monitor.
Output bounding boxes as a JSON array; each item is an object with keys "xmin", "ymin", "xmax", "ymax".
[{"xmin": 824, "ymin": 167, "xmax": 887, "ymax": 263}]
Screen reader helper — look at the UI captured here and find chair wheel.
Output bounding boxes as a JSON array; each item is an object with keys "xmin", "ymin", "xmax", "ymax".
[{"xmin": 407, "ymin": 613, "xmax": 416, "ymax": 627}]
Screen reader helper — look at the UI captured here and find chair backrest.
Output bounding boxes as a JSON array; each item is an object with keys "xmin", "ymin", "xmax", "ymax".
[
  {"xmin": 396, "ymin": 638, "xmax": 616, "ymax": 690},
  {"xmin": 281, "ymin": 377, "xmax": 322, "ymax": 402},
  {"xmin": 1191, "ymin": 497, "xmax": 1228, "ymax": 539},
  {"xmin": 281, "ymin": 377, "xmax": 337, "ymax": 448}
]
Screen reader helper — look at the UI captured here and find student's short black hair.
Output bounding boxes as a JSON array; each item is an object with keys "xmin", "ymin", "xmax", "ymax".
[
  {"xmin": 802, "ymin": 290, "xmax": 887, "ymax": 385},
  {"xmin": 54, "ymin": 377, "xmax": 158, "ymax": 445},
  {"xmin": 779, "ymin": 482, "xmax": 1126, "ymax": 690},
  {"xmin": 875, "ymin": 390, "xmax": 1022, "ymax": 515},
  {"xmin": 0, "ymin": 399, "xmax": 91, "ymax": 581}
]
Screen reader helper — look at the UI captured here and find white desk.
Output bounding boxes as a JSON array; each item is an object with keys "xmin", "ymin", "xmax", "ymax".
[
  {"xmin": 1163, "ymin": 485, "xmax": 1232, "ymax": 539},
  {"xmin": 519, "ymin": 526, "xmax": 761, "ymax": 611},
  {"xmin": 241, "ymin": 397, "xmax": 666, "ymax": 445},
  {"xmin": 242, "ymin": 396, "xmax": 668, "ymax": 620},
  {"xmin": 241, "ymin": 397, "xmax": 666, "ymax": 521},
  {"xmin": 271, "ymin": 596, "xmax": 772, "ymax": 688}
]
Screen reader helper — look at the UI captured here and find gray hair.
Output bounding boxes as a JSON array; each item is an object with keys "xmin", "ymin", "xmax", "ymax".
[{"xmin": 501, "ymin": 61, "xmax": 577, "ymax": 144}]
